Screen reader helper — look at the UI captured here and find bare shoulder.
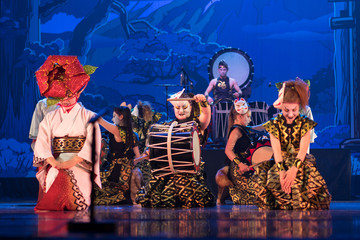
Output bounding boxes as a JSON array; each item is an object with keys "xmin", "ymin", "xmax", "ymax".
[
  {"xmin": 229, "ymin": 77, "xmax": 237, "ymax": 84},
  {"xmin": 229, "ymin": 127, "xmax": 242, "ymax": 138},
  {"xmin": 210, "ymin": 79, "xmax": 217, "ymax": 85}
]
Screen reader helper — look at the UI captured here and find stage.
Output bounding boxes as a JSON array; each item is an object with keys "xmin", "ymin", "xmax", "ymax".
[
  {"xmin": 0, "ymin": 202, "xmax": 360, "ymax": 239},
  {"xmin": 0, "ymin": 147, "xmax": 358, "ymax": 239}
]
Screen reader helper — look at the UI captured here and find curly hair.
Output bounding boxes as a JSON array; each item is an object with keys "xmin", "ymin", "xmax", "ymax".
[
  {"xmin": 137, "ymin": 100, "xmax": 154, "ymax": 122},
  {"xmin": 282, "ymin": 78, "xmax": 309, "ymax": 110}
]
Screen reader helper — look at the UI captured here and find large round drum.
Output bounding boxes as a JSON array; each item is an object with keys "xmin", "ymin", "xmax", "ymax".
[
  {"xmin": 208, "ymin": 48, "xmax": 254, "ymax": 90},
  {"xmin": 146, "ymin": 121, "xmax": 201, "ymax": 178}
]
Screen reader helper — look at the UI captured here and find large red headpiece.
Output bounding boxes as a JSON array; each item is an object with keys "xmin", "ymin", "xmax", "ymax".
[{"xmin": 35, "ymin": 55, "xmax": 90, "ymax": 98}]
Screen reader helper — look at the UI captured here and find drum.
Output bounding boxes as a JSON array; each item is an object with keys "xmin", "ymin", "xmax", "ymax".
[
  {"xmin": 212, "ymin": 101, "xmax": 232, "ymax": 142},
  {"xmin": 208, "ymin": 48, "xmax": 254, "ymax": 90},
  {"xmin": 248, "ymin": 101, "xmax": 269, "ymax": 126},
  {"xmin": 146, "ymin": 121, "xmax": 201, "ymax": 177},
  {"xmin": 246, "ymin": 138, "xmax": 273, "ymax": 169}
]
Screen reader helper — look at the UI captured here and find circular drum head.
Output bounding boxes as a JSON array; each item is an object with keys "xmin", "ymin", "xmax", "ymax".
[
  {"xmin": 208, "ymin": 48, "xmax": 254, "ymax": 89},
  {"xmin": 191, "ymin": 130, "xmax": 201, "ymax": 171},
  {"xmin": 251, "ymin": 146, "xmax": 273, "ymax": 167}
]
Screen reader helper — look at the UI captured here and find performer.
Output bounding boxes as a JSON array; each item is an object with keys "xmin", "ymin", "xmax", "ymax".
[
  {"xmin": 136, "ymin": 90, "xmax": 215, "ymax": 208},
  {"xmin": 94, "ymin": 106, "xmax": 141, "ymax": 205},
  {"xmin": 216, "ymin": 98, "xmax": 272, "ymax": 205},
  {"xmin": 33, "ymin": 55, "xmax": 101, "ymax": 211},
  {"xmin": 276, "ymin": 78, "xmax": 317, "ymax": 153},
  {"xmin": 132, "ymin": 100, "xmax": 162, "ymax": 153},
  {"xmin": 29, "ymin": 99, "xmax": 58, "ymax": 150},
  {"xmin": 204, "ymin": 60, "xmax": 242, "ymax": 104},
  {"xmin": 204, "ymin": 60, "xmax": 242, "ymax": 144},
  {"xmin": 253, "ymin": 78, "xmax": 331, "ymax": 210},
  {"xmin": 131, "ymin": 100, "xmax": 162, "ymax": 190}
]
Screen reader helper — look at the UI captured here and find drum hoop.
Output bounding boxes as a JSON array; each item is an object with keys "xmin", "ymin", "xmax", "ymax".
[
  {"xmin": 191, "ymin": 130, "xmax": 201, "ymax": 171},
  {"xmin": 148, "ymin": 120, "xmax": 200, "ymax": 176},
  {"xmin": 167, "ymin": 121, "xmax": 177, "ymax": 174}
]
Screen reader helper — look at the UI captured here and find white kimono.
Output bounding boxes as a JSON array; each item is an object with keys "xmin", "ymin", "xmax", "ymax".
[{"xmin": 33, "ymin": 103, "xmax": 101, "ymax": 211}]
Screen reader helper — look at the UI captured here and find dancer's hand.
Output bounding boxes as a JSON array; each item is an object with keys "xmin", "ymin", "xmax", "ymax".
[
  {"xmin": 283, "ymin": 167, "xmax": 298, "ymax": 194},
  {"xmin": 46, "ymin": 157, "xmax": 58, "ymax": 168},
  {"xmin": 193, "ymin": 94, "xmax": 207, "ymax": 103},
  {"xmin": 237, "ymin": 163, "xmax": 249, "ymax": 175}
]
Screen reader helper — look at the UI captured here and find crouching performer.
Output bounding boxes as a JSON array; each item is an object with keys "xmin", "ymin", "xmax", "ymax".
[
  {"xmin": 252, "ymin": 78, "xmax": 331, "ymax": 210},
  {"xmin": 216, "ymin": 98, "xmax": 273, "ymax": 205},
  {"xmin": 33, "ymin": 55, "xmax": 101, "ymax": 211}
]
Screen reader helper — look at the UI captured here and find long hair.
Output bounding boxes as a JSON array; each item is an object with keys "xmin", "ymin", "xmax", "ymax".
[
  {"xmin": 228, "ymin": 104, "xmax": 251, "ymax": 134},
  {"xmin": 114, "ymin": 106, "xmax": 134, "ymax": 146},
  {"xmin": 137, "ymin": 100, "xmax": 154, "ymax": 122},
  {"xmin": 283, "ymin": 78, "xmax": 309, "ymax": 110},
  {"xmin": 228, "ymin": 105, "xmax": 238, "ymax": 134}
]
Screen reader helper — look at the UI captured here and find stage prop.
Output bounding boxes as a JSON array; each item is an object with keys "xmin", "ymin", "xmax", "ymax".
[{"xmin": 67, "ymin": 110, "xmax": 115, "ymax": 233}]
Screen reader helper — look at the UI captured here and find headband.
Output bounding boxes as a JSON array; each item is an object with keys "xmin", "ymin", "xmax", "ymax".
[{"xmin": 168, "ymin": 88, "xmax": 185, "ymax": 106}]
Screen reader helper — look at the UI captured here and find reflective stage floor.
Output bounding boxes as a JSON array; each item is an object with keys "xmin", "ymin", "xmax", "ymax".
[{"xmin": 1, "ymin": 202, "xmax": 360, "ymax": 239}]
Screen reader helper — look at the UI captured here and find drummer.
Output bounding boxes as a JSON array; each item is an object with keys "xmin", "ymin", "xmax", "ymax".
[
  {"xmin": 204, "ymin": 60, "xmax": 242, "ymax": 144},
  {"xmin": 136, "ymin": 89, "xmax": 215, "ymax": 208},
  {"xmin": 204, "ymin": 60, "xmax": 242, "ymax": 104}
]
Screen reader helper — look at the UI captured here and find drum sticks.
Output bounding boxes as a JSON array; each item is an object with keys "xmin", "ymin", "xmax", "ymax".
[{"xmin": 167, "ymin": 98, "xmax": 194, "ymax": 101}]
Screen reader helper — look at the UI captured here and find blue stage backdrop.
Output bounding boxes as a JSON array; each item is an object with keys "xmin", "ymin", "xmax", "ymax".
[{"xmin": 0, "ymin": 0, "xmax": 359, "ymax": 178}]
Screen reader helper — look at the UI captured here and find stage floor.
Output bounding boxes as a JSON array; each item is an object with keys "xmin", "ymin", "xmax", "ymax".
[{"xmin": 0, "ymin": 202, "xmax": 360, "ymax": 239}]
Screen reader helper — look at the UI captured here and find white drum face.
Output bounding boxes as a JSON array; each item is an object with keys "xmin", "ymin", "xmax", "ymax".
[
  {"xmin": 251, "ymin": 146, "xmax": 273, "ymax": 166},
  {"xmin": 208, "ymin": 48, "xmax": 254, "ymax": 89},
  {"xmin": 191, "ymin": 130, "xmax": 201, "ymax": 167}
]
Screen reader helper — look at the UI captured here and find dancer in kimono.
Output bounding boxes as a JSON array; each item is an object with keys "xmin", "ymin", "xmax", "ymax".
[
  {"xmin": 253, "ymin": 78, "xmax": 331, "ymax": 210},
  {"xmin": 33, "ymin": 55, "xmax": 101, "ymax": 211},
  {"xmin": 136, "ymin": 90, "xmax": 215, "ymax": 208}
]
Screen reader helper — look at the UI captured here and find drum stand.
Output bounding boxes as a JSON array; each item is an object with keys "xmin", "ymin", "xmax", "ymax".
[
  {"xmin": 154, "ymin": 84, "xmax": 180, "ymax": 120},
  {"xmin": 68, "ymin": 110, "xmax": 115, "ymax": 233}
]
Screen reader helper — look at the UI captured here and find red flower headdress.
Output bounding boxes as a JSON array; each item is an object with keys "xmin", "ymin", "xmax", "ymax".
[{"xmin": 35, "ymin": 55, "xmax": 97, "ymax": 104}]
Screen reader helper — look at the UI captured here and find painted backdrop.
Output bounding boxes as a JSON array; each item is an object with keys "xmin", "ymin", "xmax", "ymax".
[{"xmin": 0, "ymin": 0, "xmax": 358, "ymax": 177}]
